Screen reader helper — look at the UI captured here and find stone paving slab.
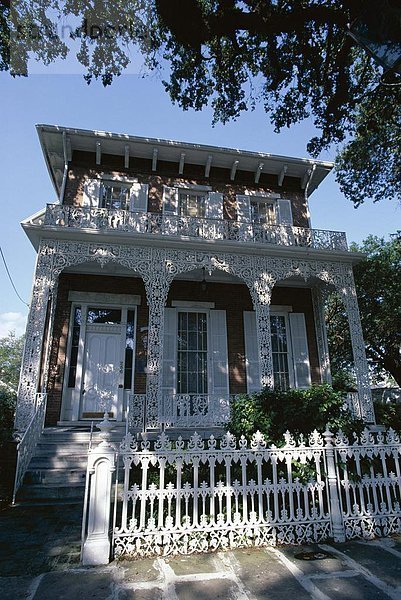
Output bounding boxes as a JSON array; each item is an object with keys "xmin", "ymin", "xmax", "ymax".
[{"xmin": 3, "ymin": 503, "xmax": 401, "ymax": 599}]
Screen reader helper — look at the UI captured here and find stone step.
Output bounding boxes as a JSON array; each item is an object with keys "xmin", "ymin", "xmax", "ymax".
[
  {"xmin": 17, "ymin": 424, "xmax": 127, "ymax": 504},
  {"xmin": 18, "ymin": 483, "xmax": 86, "ymax": 501}
]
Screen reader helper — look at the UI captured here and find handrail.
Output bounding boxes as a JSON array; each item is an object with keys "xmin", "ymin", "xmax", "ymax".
[
  {"xmin": 41, "ymin": 204, "xmax": 348, "ymax": 251},
  {"xmin": 12, "ymin": 392, "xmax": 47, "ymax": 504}
]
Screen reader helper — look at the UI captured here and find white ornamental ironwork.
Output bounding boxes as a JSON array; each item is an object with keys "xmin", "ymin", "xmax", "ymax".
[
  {"xmin": 43, "ymin": 204, "xmax": 348, "ymax": 251},
  {"xmin": 12, "ymin": 393, "xmax": 47, "ymax": 503},
  {"xmin": 15, "ymin": 238, "xmax": 374, "ymax": 434},
  {"xmin": 113, "ymin": 429, "xmax": 332, "ymax": 558},
  {"xmin": 334, "ymin": 428, "xmax": 401, "ymax": 540}
]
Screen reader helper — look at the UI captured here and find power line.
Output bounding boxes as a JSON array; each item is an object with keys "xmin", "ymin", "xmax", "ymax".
[{"xmin": 0, "ymin": 246, "xmax": 29, "ymax": 308}]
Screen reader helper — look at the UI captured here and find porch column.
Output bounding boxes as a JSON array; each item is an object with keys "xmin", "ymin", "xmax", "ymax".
[
  {"xmin": 252, "ymin": 281, "xmax": 274, "ymax": 389},
  {"xmin": 338, "ymin": 269, "xmax": 375, "ymax": 423},
  {"xmin": 143, "ymin": 250, "xmax": 171, "ymax": 429},
  {"xmin": 14, "ymin": 241, "xmax": 56, "ymax": 433},
  {"xmin": 312, "ymin": 286, "xmax": 332, "ymax": 384}
]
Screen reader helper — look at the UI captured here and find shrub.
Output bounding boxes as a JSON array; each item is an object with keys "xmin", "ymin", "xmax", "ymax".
[{"xmin": 228, "ymin": 384, "xmax": 363, "ymax": 445}]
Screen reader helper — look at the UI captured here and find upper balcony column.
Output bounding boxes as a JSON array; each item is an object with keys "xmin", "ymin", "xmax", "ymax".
[
  {"xmin": 143, "ymin": 250, "xmax": 173, "ymax": 430},
  {"xmin": 339, "ymin": 268, "xmax": 375, "ymax": 423},
  {"xmin": 14, "ymin": 241, "xmax": 58, "ymax": 433}
]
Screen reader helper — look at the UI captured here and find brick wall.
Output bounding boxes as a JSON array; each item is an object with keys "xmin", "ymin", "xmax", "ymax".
[
  {"xmin": 62, "ymin": 150, "xmax": 309, "ymax": 228},
  {"xmin": 45, "ymin": 273, "xmax": 320, "ymax": 425}
]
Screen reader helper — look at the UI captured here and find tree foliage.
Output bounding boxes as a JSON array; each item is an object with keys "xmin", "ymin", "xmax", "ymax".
[
  {"xmin": 2, "ymin": 1, "xmax": 401, "ymax": 205},
  {"xmin": 0, "ymin": 331, "xmax": 24, "ymax": 391},
  {"xmin": 326, "ymin": 234, "xmax": 401, "ymax": 386},
  {"xmin": 0, "ymin": 332, "xmax": 24, "ymax": 442}
]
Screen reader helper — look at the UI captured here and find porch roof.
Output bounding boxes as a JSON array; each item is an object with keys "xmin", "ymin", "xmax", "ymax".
[{"xmin": 36, "ymin": 124, "xmax": 333, "ymax": 200}]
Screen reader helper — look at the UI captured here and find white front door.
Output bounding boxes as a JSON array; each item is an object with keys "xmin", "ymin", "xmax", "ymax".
[{"xmin": 81, "ymin": 326, "xmax": 123, "ymax": 419}]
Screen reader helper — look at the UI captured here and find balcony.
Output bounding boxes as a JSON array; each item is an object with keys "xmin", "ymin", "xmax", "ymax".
[{"xmin": 42, "ymin": 204, "xmax": 348, "ymax": 251}]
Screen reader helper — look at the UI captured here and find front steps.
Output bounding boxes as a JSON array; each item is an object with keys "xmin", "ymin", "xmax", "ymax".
[
  {"xmin": 16, "ymin": 424, "xmax": 226, "ymax": 503},
  {"xmin": 17, "ymin": 425, "xmax": 126, "ymax": 503}
]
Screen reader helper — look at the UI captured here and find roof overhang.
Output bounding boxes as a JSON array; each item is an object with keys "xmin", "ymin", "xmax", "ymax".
[{"xmin": 36, "ymin": 124, "xmax": 333, "ymax": 198}]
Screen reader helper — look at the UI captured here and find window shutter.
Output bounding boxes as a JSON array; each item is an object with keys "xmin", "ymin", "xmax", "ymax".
[
  {"xmin": 162, "ymin": 308, "xmax": 177, "ymax": 397},
  {"xmin": 129, "ymin": 183, "xmax": 148, "ymax": 212},
  {"xmin": 289, "ymin": 313, "xmax": 311, "ymax": 388},
  {"xmin": 277, "ymin": 199, "xmax": 293, "ymax": 225},
  {"xmin": 236, "ymin": 195, "xmax": 251, "ymax": 221},
  {"xmin": 206, "ymin": 192, "xmax": 224, "ymax": 220},
  {"xmin": 243, "ymin": 311, "xmax": 261, "ymax": 393},
  {"xmin": 163, "ymin": 186, "xmax": 178, "ymax": 214},
  {"xmin": 209, "ymin": 310, "xmax": 229, "ymax": 397},
  {"xmin": 82, "ymin": 179, "xmax": 101, "ymax": 208}
]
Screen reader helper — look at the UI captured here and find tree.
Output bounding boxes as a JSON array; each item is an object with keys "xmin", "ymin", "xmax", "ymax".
[
  {"xmin": 0, "ymin": 331, "xmax": 24, "ymax": 391},
  {"xmin": 2, "ymin": 1, "xmax": 401, "ymax": 205},
  {"xmin": 326, "ymin": 234, "xmax": 401, "ymax": 386},
  {"xmin": 0, "ymin": 331, "xmax": 24, "ymax": 442}
]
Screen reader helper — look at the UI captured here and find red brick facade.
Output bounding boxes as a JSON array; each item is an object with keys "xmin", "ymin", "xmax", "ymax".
[
  {"xmin": 45, "ymin": 273, "xmax": 320, "ymax": 425},
  {"xmin": 63, "ymin": 150, "xmax": 309, "ymax": 228}
]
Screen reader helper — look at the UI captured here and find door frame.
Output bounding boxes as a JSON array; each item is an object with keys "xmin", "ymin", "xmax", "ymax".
[{"xmin": 61, "ymin": 292, "xmax": 141, "ymax": 422}]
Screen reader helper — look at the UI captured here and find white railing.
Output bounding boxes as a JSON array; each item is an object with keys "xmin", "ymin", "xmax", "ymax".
[
  {"xmin": 335, "ymin": 428, "xmax": 401, "ymax": 540},
  {"xmin": 81, "ymin": 426, "xmax": 401, "ymax": 564},
  {"xmin": 12, "ymin": 392, "xmax": 47, "ymax": 503},
  {"xmin": 112, "ymin": 429, "xmax": 334, "ymax": 558},
  {"xmin": 43, "ymin": 204, "xmax": 348, "ymax": 251},
  {"xmin": 161, "ymin": 394, "xmax": 231, "ymax": 428}
]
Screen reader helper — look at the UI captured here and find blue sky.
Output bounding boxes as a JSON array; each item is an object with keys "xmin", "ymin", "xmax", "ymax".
[{"xmin": 0, "ymin": 70, "xmax": 399, "ymax": 337}]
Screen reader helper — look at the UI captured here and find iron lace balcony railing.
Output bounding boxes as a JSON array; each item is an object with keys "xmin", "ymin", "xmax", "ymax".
[{"xmin": 43, "ymin": 204, "xmax": 348, "ymax": 251}]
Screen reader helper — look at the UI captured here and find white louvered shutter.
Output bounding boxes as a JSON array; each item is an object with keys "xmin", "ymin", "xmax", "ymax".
[
  {"xmin": 206, "ymin": 192, "xmax": 224, "ymax": 219},
  {"xmin": 289, "ymin": 313, "xmax": 311, "ymax": 389},
  {"xmin": 209, "ymin": 310, "xmax": 229, "ymax": 397},
  {"xmin": 277, "ymin": 199, "xmax": 293, "ymax": 225},
  {"xmin": 162, "ymin": 308, "xmax": 177, "ymax": 398},
  {"xmin": 162, "ymin": 186, "xmax": 179, "ymax": 235},
  {"xmin": 236, "ymin": 194, "xmax": 253, "ymax": 241},
  {"xmin": 82, "ymin": 179, "xmax": 101, "ymax": 207},
  {"xmin": 236, "ymin": 194, "xmax": 251, "ymax": 221},
  {"xmin": 129, "ymin": 183, "xmax": 148, "ymax": 212},
  {"xmin": 163, "ymin": 186, "xmax": 179, "ymax": 214},
  {"xmin": 243, "ymin": 311, "xmax": 261, "ymax": 393}
]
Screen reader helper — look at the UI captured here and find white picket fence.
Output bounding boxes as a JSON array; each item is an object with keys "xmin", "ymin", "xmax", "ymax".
[{"xmin": 80, "ymin": 424, "xmax": 401, "ymax": 565}]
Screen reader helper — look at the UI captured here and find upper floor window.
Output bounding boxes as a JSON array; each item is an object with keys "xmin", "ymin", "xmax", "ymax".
[
  {"xmin": 237, "ymin": 193, "xmax": 293, "ymax": 227},
  {"xmin": 179, "ymin": 190, "xmax": 207, "ymax": 218},
  {"xmin": 100, "ymin": 182, "xmax": 131, "ymax": 211},
  {"xmin": 250, "ymin": 199, "xmax": 276, "ymax": 225},
  {"xmin": 82, "ymin": 178, "xmax": 148, "ymax": 212}
]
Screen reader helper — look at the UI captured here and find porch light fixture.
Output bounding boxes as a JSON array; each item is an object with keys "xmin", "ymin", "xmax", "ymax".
[{"xmin": 201, "ymin": 267, "xmax": 207, "ymax": 292}]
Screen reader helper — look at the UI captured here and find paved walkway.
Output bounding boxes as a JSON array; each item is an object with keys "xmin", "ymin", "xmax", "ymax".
[{"xmin": 2, "ymin": 503, "xmax": 401, "ymax": 599}]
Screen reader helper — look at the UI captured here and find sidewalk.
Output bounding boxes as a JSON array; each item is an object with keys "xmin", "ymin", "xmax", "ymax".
[{"xmin": 2, "ymin": 502, "xmax": 401, "ymax": 599}]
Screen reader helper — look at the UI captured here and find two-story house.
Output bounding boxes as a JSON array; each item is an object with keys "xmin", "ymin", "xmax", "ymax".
[{"xmin": 14, "ymin": 125, "xmax": 374, "ymax": 463}]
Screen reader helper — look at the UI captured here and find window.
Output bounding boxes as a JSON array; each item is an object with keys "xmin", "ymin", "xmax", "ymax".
[
  {"xmin": 270, "ymin": 315, "xmax": 290, "ymax": 389},
  {"xmin": 67, "ymin": 306, "xmax": 82, "ymax": 388},
  {"xmin": 124, "ymin": 310, "xmax": 135, "ymax": 390},
  {"xmin": 250, "ymin": 199, "xmax": 276, "ymax": 225},
  {"xmin": 100, "ymin": 182, "xmax": 131, "ymax": 211},
  {"xmin": 86, "ymin": 308, "xmax": 121, "ymax": 324},
  {"xmin": 177, "ymin": 312, "xmax": 208, "ymax": 394},
  {"xmin": 179, "ymin": 191, "xmax": 207, "ymax": 218},
  {"xmin": 243, "ymin": 310, "xmax": 311, "ymax": 393}
]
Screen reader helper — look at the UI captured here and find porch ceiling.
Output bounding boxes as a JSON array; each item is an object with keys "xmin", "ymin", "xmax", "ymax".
[{"xmin": 63, "ymin": 262, "xmax": 318, "ymax": 288}]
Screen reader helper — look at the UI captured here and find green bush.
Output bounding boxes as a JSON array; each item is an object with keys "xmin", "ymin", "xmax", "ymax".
[
  {"xmin": 374, "ymin": 402, "xmax": 401, "ymax": 431},
  {"xmin": 228, "ymin": 384, "xmax": 364, "ymax": 445}
]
